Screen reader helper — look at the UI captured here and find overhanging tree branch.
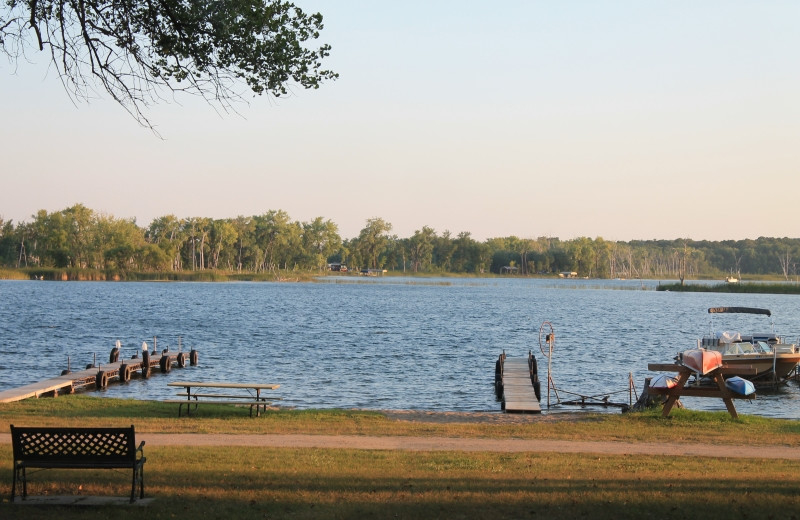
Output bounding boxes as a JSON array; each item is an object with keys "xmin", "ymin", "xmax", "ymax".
[{"xmin": 1, "ymin": 0, "xmax": 337, "ymax": 129}]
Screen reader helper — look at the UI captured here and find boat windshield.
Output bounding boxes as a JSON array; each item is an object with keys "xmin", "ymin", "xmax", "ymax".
[
  {"xmin": 711, "ymin": 342, "xmax": 753, "ymax": 355},
  {"xmin": 710, "ymin": 341, "xmax": 775, "ymax": 355},
  {"xmin": 754, "ymin": 341, "xmax": 773, "ymax": 354}
]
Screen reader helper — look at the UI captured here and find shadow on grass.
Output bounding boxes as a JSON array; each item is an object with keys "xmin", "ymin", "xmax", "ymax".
[{"xmin": 1, "ymin": 453, "xmax": 798, "ymax": 520}]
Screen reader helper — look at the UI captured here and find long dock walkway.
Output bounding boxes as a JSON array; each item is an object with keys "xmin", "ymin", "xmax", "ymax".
[
  {"xmin": 0, "ymin": 348, "xmax": 197, "ymax": 403},
  {"xmin": 495, "ymin": 352, "xmax": 541, "ymax": 413}
]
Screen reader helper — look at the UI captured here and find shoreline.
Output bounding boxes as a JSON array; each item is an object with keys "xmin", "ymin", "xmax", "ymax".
[{"xmin": 378, "ymin": 409, "xmax": 598, "ymax": 424}]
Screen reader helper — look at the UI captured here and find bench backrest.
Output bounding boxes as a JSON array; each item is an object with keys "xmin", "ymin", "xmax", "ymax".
[{"xmin": 11, "ymin": 425, "xmax": 137, "ymax": 465}]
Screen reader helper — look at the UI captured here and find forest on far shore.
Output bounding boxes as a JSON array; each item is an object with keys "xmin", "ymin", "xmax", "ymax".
[{"xmin": 1, "ymin": 204, "xmax": 799, "ymax": 281}]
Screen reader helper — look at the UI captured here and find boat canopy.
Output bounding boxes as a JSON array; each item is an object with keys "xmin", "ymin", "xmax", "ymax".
[
  {"xmin": 716, "ymin": 331, "xmax": 742, "ymax": 343},
  {"xmin": 708, "ymin": 307, "xmax": 771, "ymax": 317}
]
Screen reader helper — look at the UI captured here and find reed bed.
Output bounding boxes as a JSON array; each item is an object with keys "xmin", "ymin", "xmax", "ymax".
[{"xmin": 657, "ymin": 281, "xmax": 800, "ymax": 294}]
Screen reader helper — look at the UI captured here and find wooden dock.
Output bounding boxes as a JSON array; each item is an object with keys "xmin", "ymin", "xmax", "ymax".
[
  {"xmin": 0, "ymin": 348, "xmax": 198, "ymax": 403},
  {"xmin": 495, "ymin": 352, "xmax": 541, "ymax": 413}
]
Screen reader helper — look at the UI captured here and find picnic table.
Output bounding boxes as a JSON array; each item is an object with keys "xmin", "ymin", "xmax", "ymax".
[
  {"xmin": 647, "ymin": 363, "xmax": 756, "ymax": 419},
  {"xmin": 166, "ymin": 381, "xmax": 280, "ymax": 417}
]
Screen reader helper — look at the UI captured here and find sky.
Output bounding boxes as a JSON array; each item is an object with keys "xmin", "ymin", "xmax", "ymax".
[{"xmin": 1, "ymin": 1, "xmax": 798, "ymax": 242}]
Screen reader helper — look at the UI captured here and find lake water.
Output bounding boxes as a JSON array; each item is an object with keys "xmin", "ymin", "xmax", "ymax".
[{"xmin": 2, "ymin": 278, "xmax": 800, "ymax": 419}]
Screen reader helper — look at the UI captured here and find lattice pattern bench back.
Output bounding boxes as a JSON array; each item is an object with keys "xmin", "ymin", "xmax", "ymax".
[{"xmin": 11, "ymin": 426, "xmax": 137, "ymax": 466}]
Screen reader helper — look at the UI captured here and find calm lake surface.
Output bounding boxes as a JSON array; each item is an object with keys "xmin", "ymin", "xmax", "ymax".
[{"xmin": 2, "ymin": 277, "xmax": 800, "ymax": 419}]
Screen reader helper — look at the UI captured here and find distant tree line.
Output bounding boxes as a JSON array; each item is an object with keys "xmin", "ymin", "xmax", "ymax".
[{"xmin": 1, "ymin": 204, "xmax": 799, "ymax": 280}]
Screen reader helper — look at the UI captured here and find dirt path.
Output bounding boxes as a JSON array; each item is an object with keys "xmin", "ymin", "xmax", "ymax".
[
  {"xmin": 3, "ymin": 411, "xmax": 798, "ymax": 459},
  {"xmin": 129, "ymin": 432, "xmax": 800, "ymax": 459}
]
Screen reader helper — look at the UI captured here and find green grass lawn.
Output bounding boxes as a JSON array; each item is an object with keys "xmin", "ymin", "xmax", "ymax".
[
  {"xmin": 3, "ymin": 395, "xmax": 800, "ymax": 445},
  {"xmin": 2, "ymin": 396, "xmax": 800, "ymax": 519}
]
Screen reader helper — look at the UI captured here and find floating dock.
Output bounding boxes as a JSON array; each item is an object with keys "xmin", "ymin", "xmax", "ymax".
[
  {"xmin": 0, "ymin": 346, "xmax": 197, "ymax": 403},
  {"xmin": 495, "ymin": 351, "xmax": 541, "ymax": 413}
]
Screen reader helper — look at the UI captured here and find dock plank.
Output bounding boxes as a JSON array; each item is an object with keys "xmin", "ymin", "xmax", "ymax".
[
  {"xmin": 0, "ymin": 361, "xmax": 129, "ymax": 402},
  {"xmin": 499, "ymin": 355, "xmax": 541, "ymax": 413},
  {"xmin": 0, "ymin": 351, "xmax": 190, "ymax": 403}
]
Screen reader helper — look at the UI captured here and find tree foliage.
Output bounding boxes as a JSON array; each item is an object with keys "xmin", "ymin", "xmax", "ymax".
[
  {"xmin": 1, "ymin": 0, "xmax": 337, "ymax": 126},
  {"xmin": 2, "ymin": 204, "xmax": 800, "ymax": 280}
]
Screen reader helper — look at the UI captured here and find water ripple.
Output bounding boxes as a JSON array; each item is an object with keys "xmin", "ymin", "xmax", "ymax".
[{"xmin": 2, "ymin": 279, "xmax": 800, "ymax": 418}]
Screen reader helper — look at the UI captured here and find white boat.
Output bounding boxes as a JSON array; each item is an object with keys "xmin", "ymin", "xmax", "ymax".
[
  {"xmin": 699, "ymin": 307, "xmax": 800, "ymax": 386},
  {"xmin": 650, "ymin": 374, "xmax": 679, "ymax": 390}
]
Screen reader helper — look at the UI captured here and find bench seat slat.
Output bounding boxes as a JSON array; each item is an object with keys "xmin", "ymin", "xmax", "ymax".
[
  {"xmin": 20, "ymin": 461, "xmax": 141, "ymax": 469},
  {"xmin": 163, "ymin": 399, "xmax": 271, "ymax": 418},
  {"xmin": 176, "ymin": 393, "xmax": 283, "ymax": 401},
  {"xmin": 164, "ymin": 399, "xmax": 269, "ymax": 405},
  {"xmin": 176, "ymin": 393, "xmax": 271, "ymax": 399}
]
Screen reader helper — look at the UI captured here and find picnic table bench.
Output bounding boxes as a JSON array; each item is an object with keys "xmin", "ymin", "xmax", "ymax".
[
  {"xmin": 10, "ymin": 425, "xmax": 146, "ymax": 503},
  {"xmin": 647, "ymin": 363, "xmax": 757, "ymax": 419},
  {"xmin": 166, "ymin": 381, "xmax": 281, "ymax": 417}
]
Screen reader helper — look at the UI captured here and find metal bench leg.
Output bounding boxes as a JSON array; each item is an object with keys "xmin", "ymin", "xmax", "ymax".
[
  {"xmin": 13, "ymin": 464, "xmax": 29, "ymax": 500},
  {"xmin": 11, "ymin": 463, "xmax": 20, "ymax": 501},
  {"xmin": 178, "ymin": 402, "xmax": 193, "ymax": 417},
  {"xmin": 130, "ymin": 463, "xmax": 144, "ymax": 502},
  {"xmin": 130, "ymin": 467, "xmax": 137, "ymax": 502},
  {"xmin": 19, "ymin": 464, "xmax": 27, "ymax": 499}
]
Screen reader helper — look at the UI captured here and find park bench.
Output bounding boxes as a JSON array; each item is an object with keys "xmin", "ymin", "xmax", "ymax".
[{"xmin": 10, "ymin": 425, "xmax": 146, "ymax": 503}]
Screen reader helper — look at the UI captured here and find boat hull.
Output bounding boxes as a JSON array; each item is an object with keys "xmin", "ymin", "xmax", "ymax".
[
  {"xmin": 716, "ymin": 354, "xmax": 800, "ymax": 381},
  {"xmin": 696, "ymin": 306, "xmax": 800, "ymax": 385},
  {"xmin": 725, "ymin": 376, "xmax": 756, "ymax": 396},
  {"xmin": 650, "ymin": 374, "xmax": 679, "ymax": 390},
  {"xmin": 680, "ymin": 348, "xmax": 723, "ymax": 376}
]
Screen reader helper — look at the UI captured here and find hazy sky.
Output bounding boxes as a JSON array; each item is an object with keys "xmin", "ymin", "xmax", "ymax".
[{"xmin": 2, "ymin": 1, "xmax": 798, "ymax": 241}]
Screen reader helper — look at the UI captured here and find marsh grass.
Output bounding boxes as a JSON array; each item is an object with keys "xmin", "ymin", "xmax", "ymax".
[
  {"xmin": 5, "ymin": 268, "xmax": 316, "ymax": 282},
  {"xmin": 0, "ymin": 269, "xmax": 27, "ymax": 280},
  {"xmin": 657, "ymin": 281, "xmax": 800, "ymax": 294}
]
